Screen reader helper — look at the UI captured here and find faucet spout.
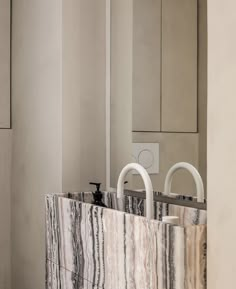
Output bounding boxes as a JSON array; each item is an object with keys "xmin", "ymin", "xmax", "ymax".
[
  {"xmin": 117, "ymin": 163, "xmax": 154, "ymax": 219},
  {"xmin": 164, "ymin": 162, "xmax": 205, "ymax": 202}
]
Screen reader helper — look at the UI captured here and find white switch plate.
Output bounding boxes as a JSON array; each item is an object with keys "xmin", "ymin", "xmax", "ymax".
[{"xmin": 132, "ymin": 143, "xmax": 159, "ymax": 174}]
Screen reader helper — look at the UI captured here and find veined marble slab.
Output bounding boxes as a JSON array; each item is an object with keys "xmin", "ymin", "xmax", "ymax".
[
  {"xmin": 46, "ymin": 192, "xmax": 207, "ymax": 289},
  {"xmin": 46, "ymin": 261, "xmax": 101, "ymax": 289}
]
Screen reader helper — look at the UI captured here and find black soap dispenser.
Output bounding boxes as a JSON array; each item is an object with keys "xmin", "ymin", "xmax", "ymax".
[{"xmin": 89, "ymin": 182, "xmax": 107, "ymax": 208}]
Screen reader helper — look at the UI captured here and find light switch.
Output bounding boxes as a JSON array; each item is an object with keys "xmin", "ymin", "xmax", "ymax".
[{"xmin": 132, "ymin": 143, "xmax": 159, "ymax": 174}]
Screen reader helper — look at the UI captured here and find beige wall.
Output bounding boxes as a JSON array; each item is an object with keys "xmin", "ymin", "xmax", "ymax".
[
  {"xmin": 76, "ymin": 0, "xmax": 106, "ymax": 191},
  {"xmin": 0, "ymin": 131, "xmax": 11, "ymax": 289},
  {"xmin": 11, "ymin": 1, "xmax": 106, "ymax": 288},
  {"xmin": 208, "ymin": 0, "xmax": 236, "ymax": 288},
  {"xmin": 62, "ymin": 0, "xmax": 81, "ymax": 191},
  {"xmin": 11, "ymin": 1, "xmax": 63, "ymax": 289},
  {"xmin": 62, "ymin": 0, "xmax": 106, "ymax": 192}
]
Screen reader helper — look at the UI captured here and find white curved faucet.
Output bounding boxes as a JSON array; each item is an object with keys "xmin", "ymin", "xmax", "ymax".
[
  {"xmin": 164, "ymin": 162, "xmax": 205, "ymax": 202},
  {"xmin": 117, "ymin": 163, "xmax": 154, "ymax": 220}
]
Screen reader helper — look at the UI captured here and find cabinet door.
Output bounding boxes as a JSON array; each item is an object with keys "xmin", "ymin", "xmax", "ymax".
[
  {"xmin": 132, "ymin": 0, "xmax": 161, "ymax": 132},
  {"xmin": 161, "ymin": 0, "xmax": 197, "ymax": 132},
  {"xmin": 0, "ymin": 0, "xmax": 10, "ymax": 128}
]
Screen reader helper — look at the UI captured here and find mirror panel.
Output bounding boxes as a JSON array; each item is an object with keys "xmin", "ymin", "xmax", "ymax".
[{"xmin": 110, "ymin": 0, "xmax": 207, "ymax": 196}]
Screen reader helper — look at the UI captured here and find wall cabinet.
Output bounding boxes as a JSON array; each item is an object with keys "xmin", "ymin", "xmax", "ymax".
[
  {"xmin": 161, "ymin": 0, "xmax": 197, "ymax": 132},
  {"xmin": 132, "ymin": 0, "xmax": 161, "ymax": 132},
  {"xmin": 0, "ymin": 0, "xmax": 10, "ymax": 128},
  {"xmin": 133, "ymin": 0, "xmax": 197, "ymax": 133}
]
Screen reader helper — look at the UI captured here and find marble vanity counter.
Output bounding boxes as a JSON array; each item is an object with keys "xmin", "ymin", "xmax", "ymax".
[{"xmin": 46, "ymin": 192, "xmax": 207, "ymax": 289}]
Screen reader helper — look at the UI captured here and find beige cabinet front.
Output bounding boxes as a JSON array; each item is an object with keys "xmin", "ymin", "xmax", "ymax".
[
  {"xmin": 161, "ymin": 0, "xmax": 197, "ymax": 132},
  {"xmin": 0, "ymin": 0, "xmax": 10, "ymax": 128},
  {"xmin": 132, "ymin": 0, "xmax": 161, "ymax": 132},
  {"xmin": 133, "ymin": 0, "xmax": 198, "ymax": 133}
]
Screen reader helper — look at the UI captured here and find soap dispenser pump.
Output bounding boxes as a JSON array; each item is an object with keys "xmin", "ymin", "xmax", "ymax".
[{"xmin": 89, "ymin": 182, "xmax": 107, "ymax": 208}]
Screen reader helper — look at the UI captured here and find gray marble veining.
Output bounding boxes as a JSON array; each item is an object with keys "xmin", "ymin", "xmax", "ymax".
[
  {"xmin": 46, "ymin": 261, "xmax": 100, "ymax": 289},
  {"xmin": 46, "ymin": 192, "xmax": 207, "ymax": 289}
]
